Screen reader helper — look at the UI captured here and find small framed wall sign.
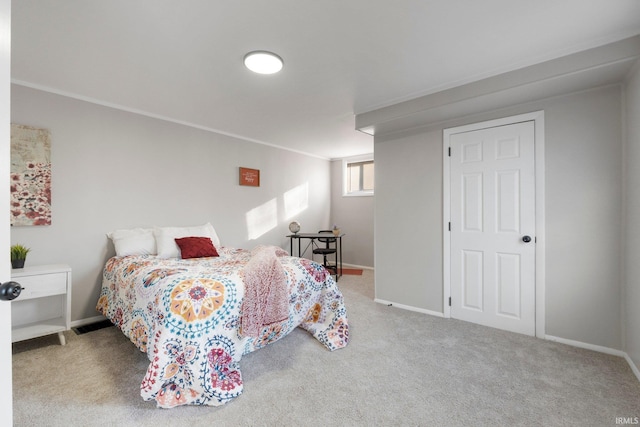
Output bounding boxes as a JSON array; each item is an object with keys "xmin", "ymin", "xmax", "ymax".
[{"xmin": 239, "ymin": 167, "xmax": 260, "ymax": 187}]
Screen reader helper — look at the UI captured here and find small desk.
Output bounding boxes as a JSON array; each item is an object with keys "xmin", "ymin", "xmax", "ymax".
[{"xmin": 288, "ymin": 233, "xmax": 344, "ymax": 281}]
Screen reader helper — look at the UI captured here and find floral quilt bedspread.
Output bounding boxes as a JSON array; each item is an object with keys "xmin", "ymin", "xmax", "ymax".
[{"xmin": 96, "ymin": 247, "xmax": 349, "ymax": 408}]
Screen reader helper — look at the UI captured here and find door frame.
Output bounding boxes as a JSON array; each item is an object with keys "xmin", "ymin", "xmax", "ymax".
[
  {"xmin": 442, "ymin": 111, "xmax": 546, "ymax": 339},
  {"xmin": 0, "ymin": 0, "xmax": 12, "ymax": 423}
]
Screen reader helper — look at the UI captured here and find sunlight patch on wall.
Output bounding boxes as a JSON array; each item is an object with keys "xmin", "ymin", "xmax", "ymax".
[
  {"xmin": 246, "ymin": 198, "xmax": 278, "ymax": 240},
  {"xmin": 284, "ymin": 182, "xmax": 309, "ymax": 220}
]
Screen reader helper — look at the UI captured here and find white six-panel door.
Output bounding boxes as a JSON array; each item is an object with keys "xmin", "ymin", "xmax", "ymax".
[{"xmin": 449, "ymin": 120, "xmax": 536, "ymax": 336}]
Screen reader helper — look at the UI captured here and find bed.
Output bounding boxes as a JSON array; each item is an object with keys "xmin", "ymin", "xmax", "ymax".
[{"xmin": 96, "ymin": 224, "xmax": 349, "ymax": 408}]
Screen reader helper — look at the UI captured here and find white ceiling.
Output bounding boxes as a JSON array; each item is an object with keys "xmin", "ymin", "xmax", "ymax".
[{"xmin": 11, "ymin": 1, "xmax": 640, "ymax": 159}]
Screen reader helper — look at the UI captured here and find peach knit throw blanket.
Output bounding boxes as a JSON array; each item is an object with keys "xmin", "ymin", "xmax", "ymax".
[{"xmin": 241, "ymin": 245, "xmax": 290, "ymax": 338}]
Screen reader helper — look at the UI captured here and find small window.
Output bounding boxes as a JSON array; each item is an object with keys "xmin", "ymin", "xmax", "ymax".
[{"xmin": 343, "ymin": 155, "xmax": 374, "ymax": 196}]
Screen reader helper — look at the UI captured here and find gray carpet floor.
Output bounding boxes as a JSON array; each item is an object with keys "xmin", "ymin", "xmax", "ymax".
[{"xmin": 12, "ymin": 270, "xmax": 640, "ymax": 426}]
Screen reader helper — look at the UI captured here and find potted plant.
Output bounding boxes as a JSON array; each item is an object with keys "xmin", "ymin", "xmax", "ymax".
[
  {"xmin": 332, "ymin": 224, "xmax": 341, "ymax": 236},
  {"xmin": 10, "ymin": 244, "xmax": 30, "ymax": 269}
]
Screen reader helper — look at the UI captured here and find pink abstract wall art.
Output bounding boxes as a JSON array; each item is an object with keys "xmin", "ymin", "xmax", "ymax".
[{"xmin": 10, "ymin": 124, "xmax": 52, "ymax": 226}]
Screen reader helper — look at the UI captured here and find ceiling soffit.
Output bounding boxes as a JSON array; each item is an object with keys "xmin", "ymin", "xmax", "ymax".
[{"xmin": 356, "ymin": 36, "xmax": 640, "ymax": 137}]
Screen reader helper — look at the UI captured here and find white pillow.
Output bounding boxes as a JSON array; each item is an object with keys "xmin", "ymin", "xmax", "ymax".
[
  {"xmin": 154, "ymin": 223, "xmax": 221, "ymax": 258},
  {"xmin": 107, "ymin": 228, "xmax": 157, "ymax": 256}
]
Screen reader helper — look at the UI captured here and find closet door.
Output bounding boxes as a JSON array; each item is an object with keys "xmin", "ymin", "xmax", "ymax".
[{"xmin": 449, "ymin": 120, "xmax": 536, "ymax": 336}]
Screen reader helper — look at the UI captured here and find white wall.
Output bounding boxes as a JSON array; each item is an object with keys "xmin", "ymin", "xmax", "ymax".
[
  {"xmin": 10, "ymin": 84, "xmax": 331, "ymax": 322},
  {"xmin": 330, "ymin": 159, "xmax": 374, "ymax": 268},
  {"xmin": 624, "ymin": 60, "xmax": 640, "ymax": 370},
  {"xmin": 545, "ymin": 87, "xmax": 622, "ymax": 349},
  {"xmin": 375, "ymin": 131, "xmax": 442, "ymax": 308},
  {"xmin": 375, "ymin": 84, "xmax": 624, "ymax": 349}
]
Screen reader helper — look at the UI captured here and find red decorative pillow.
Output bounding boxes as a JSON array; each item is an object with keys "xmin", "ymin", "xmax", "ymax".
[{"xmin": 174, "ymin": 236, "xmax": 219, "ymax": 259}]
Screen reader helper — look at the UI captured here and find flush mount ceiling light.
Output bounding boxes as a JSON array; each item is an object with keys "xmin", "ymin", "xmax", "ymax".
[{"xmin": 244, "ymin": 51, "xmax": 283, "ymax": 74}]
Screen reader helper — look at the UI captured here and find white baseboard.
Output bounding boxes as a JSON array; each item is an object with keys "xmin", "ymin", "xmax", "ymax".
[
  {"xmin": 545, "ymin": 335, "xmax": 626, "ymax": 357},
  {"xmin": 70, "ymin": 315, "xmax": 107, "ymax": 329},
  {"xmin": 374, "ymin": 298, "xmax": 445, "ymax": 318},
  {"xmin": 546, "ymin": 334, "xmax": 640, "ymax": 383},
  {"xmin": 343, "ymin": 263, "xmax": 374, "ymax": 270},
  {"xmin": 624, "ymin": 353, "xmax": 640, "ymax": 383}
]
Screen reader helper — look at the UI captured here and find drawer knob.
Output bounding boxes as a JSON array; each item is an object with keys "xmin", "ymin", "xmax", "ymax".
[{"xmin": 0, "ymin": 281, "xmax": 23, "ymax": 301}]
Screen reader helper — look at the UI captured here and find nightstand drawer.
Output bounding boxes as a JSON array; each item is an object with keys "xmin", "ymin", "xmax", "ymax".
[{"xmin": 16, "ymin": 272, "xmax": 67, "ymax": 300}]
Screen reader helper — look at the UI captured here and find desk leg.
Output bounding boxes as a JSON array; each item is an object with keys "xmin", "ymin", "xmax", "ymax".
[{"xmin": 290, "ymin": 237, "xmax": 293, "ymax": 256}]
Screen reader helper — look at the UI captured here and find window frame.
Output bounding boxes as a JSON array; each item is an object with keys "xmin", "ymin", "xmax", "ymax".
[{"xmin": 342, "ymin": 154, "xmax": 374, "ymax": 197}]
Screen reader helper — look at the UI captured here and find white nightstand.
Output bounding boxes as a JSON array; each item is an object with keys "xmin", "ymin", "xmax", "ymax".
[{"xmin": 10, "ymin": 264, "xmax": 72, "ymax": 345}]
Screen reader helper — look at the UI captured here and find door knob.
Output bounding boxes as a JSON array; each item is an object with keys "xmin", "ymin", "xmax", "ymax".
[
  {"xmin": 522, "ymin": 235, "xmax": 532, "ymax": 243},
  {"xmin": 0, "ymin": 281, "xmax": 23, "ymax": 301}
]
